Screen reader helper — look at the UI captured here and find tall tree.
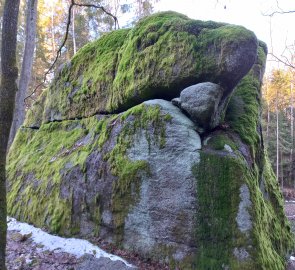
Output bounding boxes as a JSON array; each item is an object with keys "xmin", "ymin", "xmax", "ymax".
[
  {"xmin": 263, "ymin": 69, "xmax": 294, "ymax": 186},
  {"xmin": 9, "ymin": 0, "xmax": 38, "ymax": 145},
  {"xmin": 0, "ymin": 0, "xmax": 20, "ymax": 268},
  {"xmin": 291, "ymin": 80, "xmax": 295, "ymax": 186}
]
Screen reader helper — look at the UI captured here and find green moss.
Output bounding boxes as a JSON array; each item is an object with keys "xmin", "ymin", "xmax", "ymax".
[
  {"xmin": 225, "ymin": 75, "xmax": 260, "ymax": 150},
  {"xmin": 7, "ymin": 103, "xmax": 171, "ymax": 239},
  {"xmin": 192, "ymin": 152, "xmax": 255, "ymax": 269},
  {"xmin": 225, "ymin": 44, "xmax": 266, "ymax": 159},
  {"xmin": 7, "ymin": 120, "xmax": 89, "ymax": 234},
  {"xmin": 43, "ymin": 28, "xmax": 130, "ymax": 123},
  {"xmin": 205, "ymin": 133, "xmax": 238, "ymax": 151},
  {"xmin": 38, "ymin": 11, "xmax": 257, "ymax": 124},
  {"xmin": 257, "ymin": 43, "xmax": 267, "ymax": 67},
  {"xmin": 251, "ymin": 157, "xmax": 294, "ymax": 269},
  {"xmin": 191, "ymin": 150, "xmax": 293, "ymax": 270}
]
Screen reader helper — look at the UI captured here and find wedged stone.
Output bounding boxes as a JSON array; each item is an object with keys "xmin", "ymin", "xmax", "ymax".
[{"xmin": 174, "ymin": 82, "xmax": 225, "ymax": 133}]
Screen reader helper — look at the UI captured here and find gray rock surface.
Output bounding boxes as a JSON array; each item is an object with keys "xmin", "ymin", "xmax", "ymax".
[
  {"xmin": 236, "ymin": 184, "xmax": 252, "ymax": 234},
  {"xmin": 8, "ymin": 99, "xmax": 203, "ymax": 265},
  {"xmin": 124, "ymin": 100, "xmax": 201, "ymax": 260},
  {"xmin": 175, "ymin": 82, "xmax": 225, "ymax": 132},
  {"xmin": 76, "ymin": 255, "xmax": 133, "ymax": 270}
]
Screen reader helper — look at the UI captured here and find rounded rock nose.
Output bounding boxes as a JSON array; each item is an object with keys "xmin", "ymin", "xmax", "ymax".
[{"xmin": 217, "ymin": 26, "xmax": 258, "ymax": 90}]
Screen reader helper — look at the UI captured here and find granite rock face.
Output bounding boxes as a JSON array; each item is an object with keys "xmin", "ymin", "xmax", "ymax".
[{"xmin": 7, "ymin": 12, "xmax": 294, "ymax": 270}]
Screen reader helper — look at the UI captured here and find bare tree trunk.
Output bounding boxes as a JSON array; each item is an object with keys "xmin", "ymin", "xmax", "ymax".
[
  {"xmin": 267, "ymin": 105, "xmax": 270, "ymax": 143},
  {"xmin": 291, "ymin": 81, "xmax": 295, "ymax": 188},
  {"xmin": 265, "ymin": 81, "xmax": 270, "ymax": 144},
  {"xmin": 276, "ymin": 88, "xmax": 279, "ymax": 182},
  {"xmin": 72, "ymin": 5, "xmax": 77, "ymax": 54},
  {"xmin": 9, "ymin": 0, "xmax": 38, "ymax": 145},
  {"xmin": 51, "ymin": 5, "xmax": 56, "ymax": 57},
  {"xmin": 280, "ymin": 147, "xmax": 284, "ymax": 189},
  {"xmin": 0, "ymin": 0, "xmax": 20, "ymax": 268}
]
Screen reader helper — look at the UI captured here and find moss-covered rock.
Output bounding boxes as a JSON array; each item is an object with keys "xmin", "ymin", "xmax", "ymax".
[
  {"xmin": 225, "ymin": 41, "xmax": 267, "ymax": 161},
  {"xmin": 23, "ymin": 88, "xmax": 48, "ymax": 128},
  {"xmin": 193, "ymin": 130, "xmax": 293, "ymax": 269},
  {"xmin": 8, "ymin": 101, "xmax": 176, "ymax": 236},
  {"xmin": 7, "ymin": 12, "xmax": 293, "ymax": 270},
  {"xmin": 29, "ymin": 11, "xmax": 257, "ymax": 124},
  {"xmin": 8, "ymin": 100, "xmax": 202, "ymax": 261}
]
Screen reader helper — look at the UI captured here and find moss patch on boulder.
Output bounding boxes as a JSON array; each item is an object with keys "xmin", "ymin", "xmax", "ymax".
[
  {"xmin": 23, "ymin": 89, "xmax": 48, "ymax": 128},
  {"xmin": 249, "ymin": 158, "xmax": 294, "ymax": 270},
  {"xmin": 225, "ymin": 42, "xmax": 267, "ymax": 159},
  {"xmin": 192, "ymin": 145, "xmax": 293, "ymax": 269},
  {"xmin": 192, "ymin": 151, "xmax": 256, "ymax": 269},
  {"xmin": 7, "ymin": 103, "xmax": 171, "ymax": 237},
  {"xmin": 36, "ymin": 11, "xmax": 257, "ymax": 123}
]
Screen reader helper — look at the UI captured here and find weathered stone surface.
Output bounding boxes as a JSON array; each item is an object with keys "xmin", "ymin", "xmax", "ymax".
[
  {"xmin": 173, "ymin": 82, "xmax": 225, "ymax": 132},
  {"xmin": 7, "ymin": 14, "xmax": 294, "ymax": 270},
  {"xmin": 25, "ymin": 11, "xmax": 258, "ymax": 125},
  {"xmin": 76, "ymin": 255, "xmax": 133, "ymax": 270},
  {"xmin": 236, "ymin": 184, "xmax": 252, "ymax": 234},
  {"xmin": 8, "ymin": 100, "xmax": 203, "ymax": 266},
  {"xmin": 124, "ymin": 100, "xmax": 200, "ymax": 261}
]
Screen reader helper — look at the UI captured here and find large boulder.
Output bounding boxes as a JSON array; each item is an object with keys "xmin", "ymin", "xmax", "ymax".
[
  {"xmin": 28, "ymin": 11, "xmax": 257, "ymax": 124},
  {"xmin": 7, "ymin": 13, "xmax": 293, "ymax": 270}
]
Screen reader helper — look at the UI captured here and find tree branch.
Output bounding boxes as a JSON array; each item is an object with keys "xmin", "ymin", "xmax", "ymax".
[
  {"xmin": 25, "ymin": 0, "xmax": 118, "ymax": 105},
  {"xmin": 263, "ymin": 10, "xmax": 295, "ymax": 17},
  {"xmin": 268, "ymin": 52, "xmax": 295, "ymax": 69}
]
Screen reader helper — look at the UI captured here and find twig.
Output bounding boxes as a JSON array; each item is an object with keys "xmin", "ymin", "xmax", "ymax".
[
  {"xmin": 25, "ymin": 0, "xmax": 118, "ymax": 105},
  {"xmin": 268, "ymin": 52, "xmax": 295, "ymax": 69},
  {"xmin": 263, "ymin": 10, "xmax": 295, "ymax": 17}
]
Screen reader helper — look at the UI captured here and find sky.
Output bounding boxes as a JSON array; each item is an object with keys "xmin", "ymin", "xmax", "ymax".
[
  {"xmin": 152, "ymin": 0, "xmax": 295, "ymax": 73},
  {"xmin": 46, "ymin": 0, "xmax": 295, "ymax": 73}
]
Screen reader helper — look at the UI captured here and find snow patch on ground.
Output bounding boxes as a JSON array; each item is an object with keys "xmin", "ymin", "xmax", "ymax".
[
  {"xmin": 285, "ymin": 200, "xmax": 295, "ymax": 203},
  {"xmin": 7, "ymin": 217, "xmax": 133, "ymax": 268}
]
